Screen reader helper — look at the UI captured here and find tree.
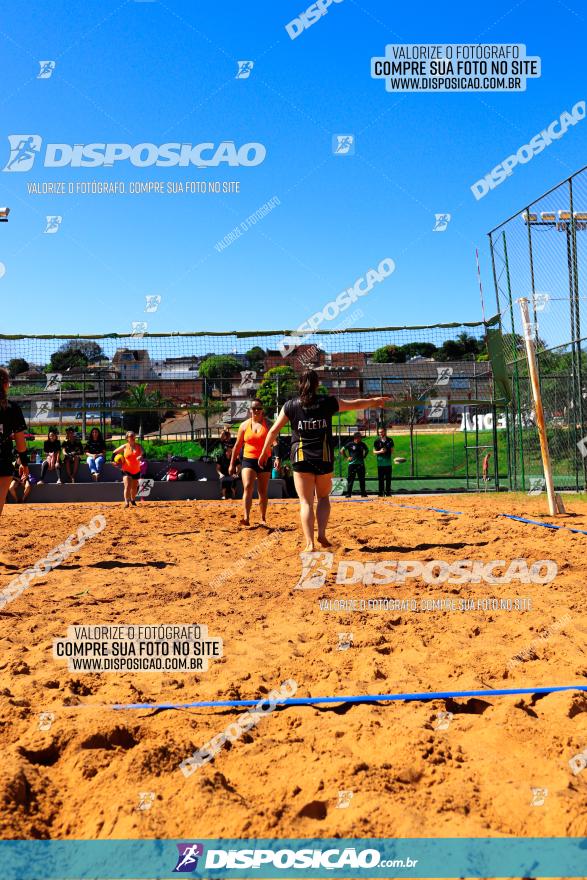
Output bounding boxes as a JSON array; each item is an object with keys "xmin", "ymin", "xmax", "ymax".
[
  {"xmin": 177, "ymin": 397, "xmax": 225, "ymax": 447},
  {"xmin": 399, "ymin": 342, "xmax": 438, "ymax": 360},
  {"xmin": 7, "ymin": 358, "xmax": 29, "ymax": 378},
  {"xmin": 195, "ymin": 396, "xmax": 226, "ymax": 453},
  {"xmin": 437, "ymin": 333, "xmax": 483, "ymax": 362},
  {"xmin": 179, "ymin": 401, "xmax": 201, "ymax": 442},
  {"xmin": 392, "ymin": 379, "xmax": 439, "ymax": 477},
  {"xmin": 49, "ymin": 349, "xmax": 89, "ymax": 372},
  {"xmin": 198, "ymin": 355, "xmax": 242, "ymax": 394},
  {"xmin": 245, "ymin": 346, "xmax": 266, "ymax": 371},
  {"xmin": 49, "ymin": 340, "xmax": 106, "ymax": 373},
  {"xmin": 257, "ymin": 366, "xmax": 298, "ymax": 415},
  {"xmin": 436, "ymin": 339, "xmax": 463, "ymax": 361},
  {"xmin": 372, "ymin": 345, "xmax": 406, "ymax": 364},
  {"xmin": 457, "ymin": 331, "xmax": 483, "ymax": 357},
  {"xmin": 501, "ymin": 332, "xmax": 525, "ymax": 357},
  {"xmin": 119, "ymin": 384, "xmax": 171, "ymax": 439},
  {"xmin": 64, "ymin": 340, "xmax": 105, "ymax": 362}
]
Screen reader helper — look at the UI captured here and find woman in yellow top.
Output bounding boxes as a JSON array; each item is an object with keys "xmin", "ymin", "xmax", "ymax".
[
  {"xmin": 112, "ymin": 431, "xmax": 146, "ymax": 508},
  {"xmin": 229, "ymin": 399, "xmax": 274, "ymax": 527}
]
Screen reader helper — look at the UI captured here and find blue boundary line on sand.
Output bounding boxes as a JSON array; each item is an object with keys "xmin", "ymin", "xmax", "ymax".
[
  {"xmin": 390, "ymin": 501, "xmax": 587, "ymax": 535},
  {"xmin": 278, "ymin": 497, "xmax": 587, "ymax": 531},
  {"xmin": 497, "ymin": 512, "xmax": 587, "ymax": 534},
  {"xmin": 111, "ymin": 684, "xmax": 587, "ymax": 711}
]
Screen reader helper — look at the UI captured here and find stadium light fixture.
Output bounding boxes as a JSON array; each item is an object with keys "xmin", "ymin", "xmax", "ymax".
[
  {"xmin": 558, "ymin": 210, "xmax": 587, "ymax": 221},
  {"xmin": 523, "ymin": 209, "xmax": 587, "ymax": 230},
  {"xmin": 0, "ymin": 207, "xmax": 10, "ymax": 222}
]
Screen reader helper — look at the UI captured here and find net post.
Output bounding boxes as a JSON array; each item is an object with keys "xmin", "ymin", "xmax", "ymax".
[{"xmin": 518, "ymin": 297, "xmax": 564, "ymax": 516}]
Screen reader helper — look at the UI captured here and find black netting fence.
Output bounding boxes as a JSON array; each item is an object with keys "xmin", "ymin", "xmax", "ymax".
[{"xmin": 489, "ymin": 165, "xmax": 587, "ymax": 491}]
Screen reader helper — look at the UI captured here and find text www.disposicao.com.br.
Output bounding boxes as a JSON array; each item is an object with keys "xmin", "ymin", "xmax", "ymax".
[{"xmin": 69, "ymin": 657, "xmax": 201, "ymax": 671}]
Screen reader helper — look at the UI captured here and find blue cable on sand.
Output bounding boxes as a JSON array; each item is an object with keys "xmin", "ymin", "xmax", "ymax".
[{"xmin": 112, "ymin": 684, "xmax": 587, "ymax": 711}]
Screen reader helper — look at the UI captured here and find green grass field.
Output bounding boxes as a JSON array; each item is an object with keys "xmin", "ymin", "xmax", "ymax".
[
  {"xmin": 333, "ymin": 430, "xmax": 508, "ymax": 481},
  {"xmin": 26, "ymin": 430, "xmax": 508, "ymax": 485}
]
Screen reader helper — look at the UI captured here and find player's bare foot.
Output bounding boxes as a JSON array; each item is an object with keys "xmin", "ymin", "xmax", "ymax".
[
  {"xmin": 317, "ymin": 535, "xmax": 332, "ymax": 547},
  {"xmin": 240, "ymin": 517, "xmax": 250, "ymax": 526},
  {"xmin": 303, "ymin": 542, "xmax": 315, "ymax": 552}
]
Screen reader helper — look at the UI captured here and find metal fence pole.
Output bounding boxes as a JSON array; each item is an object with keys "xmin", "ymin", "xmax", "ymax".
[
  {"xmin": 492, "ymin": 403, "xmax": 500, "ymax": 492},
  {"xmin": 526, "ymin": 205, "xmax": 538, "ymax": 332},
  {"xmin": 81, "ymin": 371, "xmax": 87, "ymax": 441},
  {"xmin": 569, "ymin": 177, "xmax": 586, "ymax": 488},
  {"xmin": 204, "ymin": 376, "xmax": 209, "ymax": 456},
  {"xmin": 564, "ymin": 192, "xmax": 580, "ymax": 490},
  {"xmin": 489, "ymin": 231, "xmax": 513, "ymax": 490},
  {"xmin": 503, "ymin": 230, "xmax": 526, "ymax": 491}
]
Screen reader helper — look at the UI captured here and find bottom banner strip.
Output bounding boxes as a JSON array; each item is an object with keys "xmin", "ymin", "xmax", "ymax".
[{"xmin": 0, "ymin": 838, "xmax": 586, "ymax": 878}]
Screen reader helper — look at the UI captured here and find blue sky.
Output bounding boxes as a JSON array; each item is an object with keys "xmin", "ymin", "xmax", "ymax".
[{"xmin": 0, "ymin": 0, "xmax": 585, "ymax": 336}]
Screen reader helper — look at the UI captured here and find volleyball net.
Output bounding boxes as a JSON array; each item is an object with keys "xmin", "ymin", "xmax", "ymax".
[{"xmin": 0, "ymin": 318, "xmax": 510, "ymax": 489}]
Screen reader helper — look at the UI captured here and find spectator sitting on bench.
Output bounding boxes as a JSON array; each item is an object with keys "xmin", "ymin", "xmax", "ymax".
[
  {"xmin": 220, "ymin": 426, "xmax": 235, "ymax": 453},
  {"xmin": 38, "ymin": 429, "xmax": 62, "ymax": 485},
  {"xmin": 63, "ymin": 427, "xmax": 83, "ymax": 483},
  {"xmin": 216, "ymin": 444, "xmax": 239, "ymax": 499},
  {"xmin": 8, "ymin": 453, "xmax": 32, "ymax": 502},
  {"xmin": 85, "ymin": 427, "xmax": 106, "ymax": 482},
  {"xmin": 282, "ymin": 464, "xmax": 296, "ymax": 498}
]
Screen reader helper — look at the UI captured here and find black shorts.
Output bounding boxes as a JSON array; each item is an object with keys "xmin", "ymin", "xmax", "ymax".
[
  {"xmin": 122, "ymin": 470, "xmax": 140, "ymax": 480},
  {"xmin": 292, "ymin": 461, "xmax": 333, "ymax": 476},
  {"xmin": 241, "ymin": 456, "xmax": 272, "ymax": 474}
]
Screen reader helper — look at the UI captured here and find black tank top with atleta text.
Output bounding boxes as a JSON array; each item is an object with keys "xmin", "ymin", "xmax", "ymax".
[
  {"xmin": 283, "ymin": 395, "xmax": 339, "ymax": 464},
  {"xmin": 0, "ymin": 402, "xmax": 27, "ymax": 465}
]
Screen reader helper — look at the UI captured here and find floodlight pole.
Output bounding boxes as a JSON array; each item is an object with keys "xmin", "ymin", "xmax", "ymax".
[{"xmin": 517, "ymin": 297, "xmax": 563, "ymax": 516}]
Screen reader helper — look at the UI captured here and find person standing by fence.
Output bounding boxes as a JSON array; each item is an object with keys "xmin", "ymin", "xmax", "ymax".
[
  {"xmin": 342, "ymin": 431, "xmax": 369, "ymax": 497},
  {"xmin": 373, "ymin": 424, "xmax": 394, "ymax": 496}
]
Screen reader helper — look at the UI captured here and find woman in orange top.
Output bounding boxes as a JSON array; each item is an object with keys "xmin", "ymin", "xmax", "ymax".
[
  {"xmin": 112, "ymin": 431, "xmax": 146, "ymax": 508},
  {"xmin": 229, "ymin": 398, "xmax": 274, "ymax": 527}
]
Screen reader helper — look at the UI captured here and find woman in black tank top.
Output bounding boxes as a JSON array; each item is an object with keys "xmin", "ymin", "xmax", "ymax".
[
  {"xmin": 0, "ymin": 367, "xmax": 30, "ymax": 518},
  {"xmin": 259, "ymin": 370, "xmax": 389, "ymax": 552}
]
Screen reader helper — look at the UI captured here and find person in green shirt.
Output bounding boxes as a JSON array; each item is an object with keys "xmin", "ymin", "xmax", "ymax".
[
  {"xmin": 342, "ymin": 431, "xmax": 369, "ymax": 497},
  {"xmin": 373, "ymin": 424, "xmax": 394, "ymax": 496}
]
